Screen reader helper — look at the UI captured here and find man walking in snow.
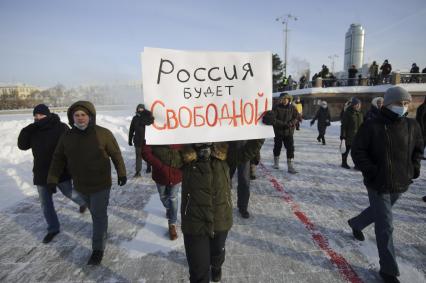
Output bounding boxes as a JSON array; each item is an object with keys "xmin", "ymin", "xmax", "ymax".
[
  {"xmin": 348, "ymin": 86, "xmax": 423, "ymax": 283},
  {"xmin": 340, "ymin": 97, "xmax": 363, "ymax": 169},
  {"xmin": 264, "ymin": 93, "xmax": 299, "ymax": 173},
  {"xmin": 47, "ymin": 101, "xmax": 127, "ymax": 265},
  {"xmin": 18, "ymin": 104, "xmax": 87, "ymax": 244}
]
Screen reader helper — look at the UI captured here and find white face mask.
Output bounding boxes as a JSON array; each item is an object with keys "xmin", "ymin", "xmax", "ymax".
[
  {"xmin": 388, "ymin": 105, "xmax": 408, "ymax": 117},
  {"xmin": 74, "ymin": 122, "xmax": 88, "ymax": 130}
]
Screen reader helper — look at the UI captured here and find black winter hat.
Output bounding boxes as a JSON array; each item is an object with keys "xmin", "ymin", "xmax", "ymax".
[{"xmin": 33, "ymin": 104, "xmax": 50, "ymax": 116}]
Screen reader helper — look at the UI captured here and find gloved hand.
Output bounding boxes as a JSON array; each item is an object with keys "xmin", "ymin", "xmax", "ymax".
[
  {"xmin": 46, "ymin": 183, "xmax": 57, "ymax": 194},
  {"xmin": 24, "ymin": 123, "xmax": 39, "ymax": 133},
  {"xmin": 262, "ymin": 111, "xmax": 275, "ymax": 125},
  {"xmin": 140, "ymin": 110, "xmax": 154, "ymax": 125},
  {"xmin": 310, "ymin": 120, "xmax": 314, "ymax": 126},
  {"xmin": 118, "ymin": 176, "xmax": 127, "ymax": 186},
  {"xmin": 128, "ymin": 140, "xmax": 133, "ymax": 146}
]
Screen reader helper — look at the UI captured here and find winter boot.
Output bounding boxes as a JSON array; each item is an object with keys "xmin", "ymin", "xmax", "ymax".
[
  {"xmin": 145, "ymin": 163, "xmax": 152, "ymax": 173},
  {"xmin": 321, "ymin": 137, "xmax": 326, "ymax": 145},
  {"xmin": 379, "ymin": 271, "xmax": 400, "ymax": 283},
  {"xmin": 168, "ymin": 224, "xmax": 178, "ymax": 241},
  {"xmin": 250, "ymin": 164, "xmax": 256, "ymax": 180},
  {"xmin": 273, "ymin": 156, "xmax": 280, "ymax": 169},
  {"xmin": 341, "ymin": 154, "xmax": 350, "ymax": 169},
  {"xmin": 287, "ymin": 159, "xmax": 298, "ymax": 174},
  {"xmin": 211, "ymin": 251, "xmax": 225, "ymax": 282},
  {"xmin": 79, "ymin": 205, "xmax": 87, "ymax": 213},
  {"xmin": 317, "ymin": 136, "xmax": 321, "ymax": 142},
  {"xmin": 42, "ymin": 231, "xmax": 59, "ymax": 244},
  {"xmin": 87, "ymin": 250, "xmax": 104, "ymax": 265}
]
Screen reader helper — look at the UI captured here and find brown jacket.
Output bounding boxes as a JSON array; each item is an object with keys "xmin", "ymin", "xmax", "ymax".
[{"xmin": 47, "ymin": 101, "xmax": 126, "ymax": 194}]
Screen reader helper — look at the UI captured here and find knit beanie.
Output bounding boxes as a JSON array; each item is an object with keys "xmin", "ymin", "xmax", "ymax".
[
  {"xmin": 383, "ymin": 86, "xmax": 412, "ymax": 106},
  {"xmin": 351, "ymin": 97, "xmax": 361, "ymax": 106},
  {"xmin": 33, "ymin": 104, "xmax": 51, "ymax": 116}
]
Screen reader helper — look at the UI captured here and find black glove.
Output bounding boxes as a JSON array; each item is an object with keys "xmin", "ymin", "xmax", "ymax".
[
  {"xmin": 46, "ymin": 183, "xmax": 57, "ymax": 194},
  {"xmin": 118, "ymin": 176, "xmax": 127, "ymax": 186},
  {"xmin": 310, "ymin": 120, "xmax": 314, "ymax": 126},
  {"xmin": 128, "ymin": 140, "xmax": 133, "ymax": 146},
  {"xmin": 24, "ymin": 123, "xmax": 39, "ymax": 134},
  {"xmin": 140, "ymin": 110, "xmax": 154, "ymax": 125},
  {"xmin": 262, "ymin": 111, "xmax": 275, "ymax": 125}
]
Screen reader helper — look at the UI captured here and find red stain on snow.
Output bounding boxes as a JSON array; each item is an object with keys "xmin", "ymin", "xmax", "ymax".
[{"xmin": 260, "ymin": 163, "xmax": 363, "ymax": 283}]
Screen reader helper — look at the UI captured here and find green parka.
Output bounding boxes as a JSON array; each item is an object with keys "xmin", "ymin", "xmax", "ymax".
[
  {"xmin": 340, "ymin": 106, "xmax": 364, "ymax": 146},
  {"xmin": 47, "ymin": 101, "xmax": 126, "ymax": 194},
  {"xmin": 152, "ymin": 139, "xmax": 264, "ymax": 237}
]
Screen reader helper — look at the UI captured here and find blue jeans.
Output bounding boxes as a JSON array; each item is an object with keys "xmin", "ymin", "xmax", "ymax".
[
  {"xmin": 349, "ymin": 189, "xmax": 401, "ymax": 276},
  {"xmin": 76, "ymin": 188, "xmax": 111, "ymax": 251},
  {"xmin": 156, "ymin": 184, "xmax": 180, "ymax": 225},
  {"xmin": 37, "ymin": 179, "xmax": 86, "ymax": 233}
]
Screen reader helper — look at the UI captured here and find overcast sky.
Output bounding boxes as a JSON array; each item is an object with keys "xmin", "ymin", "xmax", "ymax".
[{"xmin": 1, "ymin": 0, "xmax": 425, "ymax": 87}]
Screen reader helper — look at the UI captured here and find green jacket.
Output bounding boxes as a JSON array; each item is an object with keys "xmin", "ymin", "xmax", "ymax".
[
  {"xmin": 153, "ymin": 139, "xmax": 264, "ymax": 237},
  {"xmin": 47, "ymin": 101, "xmax": 126, "ymax": 194},
  {"xmin": 341, "ymin": 107, "xmax": 364, "ymax": 145}
]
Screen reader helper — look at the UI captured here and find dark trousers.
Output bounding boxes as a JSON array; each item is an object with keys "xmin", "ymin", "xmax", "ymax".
[
  {"xmin": 342, "ymin": 142, "xmax": 352, "ymax": 163},
  {"xmin": 183, "ymin": 231, "xmax": 228, "ymax": 283},
  {"xmin": 317, "ymin": 126, "xmax": 327, "ymax": 144},
  {"xmin": 229, "ymin": 161, "xmax": 250, "ymax": 211},
  {"xmin": 349, "ymin": 189, "xmax": 401, "ymax": 276},
  {"xmin": 77, "ymin": 188, "xmax": 111, "ymax": 251},
  {"xmin": 135, "ymin": 145, "xmax": 151, "ymax": 173},
  {"xmin": 273, "ymin": 135, "xmax": 294, "ymax": 159}
]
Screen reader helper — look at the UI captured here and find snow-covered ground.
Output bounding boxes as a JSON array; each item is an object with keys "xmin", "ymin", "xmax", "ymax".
[{"xmin": 0, "ymin": 108, "xmax": 425, "ymax": 282}]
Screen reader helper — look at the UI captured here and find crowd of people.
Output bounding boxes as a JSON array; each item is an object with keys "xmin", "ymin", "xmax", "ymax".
[
  {"xmin": 282, "ymin": 59, "xmax": 426, "ymax": 90},
  {"xmin": 17, "ymin": 85, "xmax": 425, "ymax": 282}
]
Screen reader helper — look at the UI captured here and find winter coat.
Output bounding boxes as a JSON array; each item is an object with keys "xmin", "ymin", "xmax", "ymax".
[
  {"xmin": 142, "ymin": 144, "xmax": 183, "ymax": 186},
  {"xmin": 47, "ymin": 101, "xmax": 126, "ymax": 194},
  {"xmin": 311, "ymin": 107, "xmax": 331, "ymax": 132},
  {"xmin": 271, "ymin": 103, "xmax": 299, "ymax": 137},
  {"xmin": 351, "ymin": 107, "xmax": 423, "ymax": 194},
  {"xmin": 365, "ymin": 106, "xmax": 381, "ymax": 121},
  {"xmin": 129, "ymin": 112, "xmax": 147, "ymax": 147},
  {"xmin": 415, "ymin": 102, "xmax": 426, "ymax": 142},
  {"xmin": 348, "ymin": 67, "xmax": 358, "ymax": 79},
  {"xmin": 380, "ymin": 63, "xmax": 392, "ymax": 76},
  {"xmin": 153, "ymin": 139, "xmax": 264, "ymax": 237},
  {"xmin": 340, "ymin": 106, "xmax": 363, "ymax": 146},
  {"xmin": 369, "ymin": 64, "xmax": 379, "ymax": 78},
  {"xmin": 18, "ymin": 113, "xmax": 71, "ymax": 185}
]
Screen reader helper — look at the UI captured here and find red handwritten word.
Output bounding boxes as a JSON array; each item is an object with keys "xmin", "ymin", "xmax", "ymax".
[{"xmin": 151, "ymin": 94, "xmax": 269, "ymax": 131}]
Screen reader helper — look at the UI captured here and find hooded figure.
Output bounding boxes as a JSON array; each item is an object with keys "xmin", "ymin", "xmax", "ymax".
[
  {"xmin": 365, "ymin": 97, "xmax": 384, "ymax": 121},
  {"xmin": 310, "ymin": 100, "xmax": 331, "ymax": 145},
  {"xmin": 18, "ymin": 104, "xmax": 86, "ymax": 244},
  {"xmin": 151, "ymin": 140, "xmax": 264, "ymax": 282},
  {"xmin": 48, "ymin": 100, "xmax": 127, "ymax": 266},
  {"xmin": 129, "ymin": 103, "xmax": 153, "ymax": 176}
]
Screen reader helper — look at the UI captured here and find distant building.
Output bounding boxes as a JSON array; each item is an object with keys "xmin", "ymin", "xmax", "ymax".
[
  {"xmin": 343, "ymin": 24, "xmax": 365, "ymax": 72},
  {"xmin": 0, "ymin": 84, "xmax": 41, "ymax": 99}
]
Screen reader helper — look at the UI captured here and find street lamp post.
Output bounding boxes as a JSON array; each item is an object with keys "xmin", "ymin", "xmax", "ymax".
[
  {"xmin": 276, "ymin": 14, "xmax": 298, "ymax": 78},
  {"xmin": 328, "ymin": 54, "xmax": 339, "ymax": 73}
]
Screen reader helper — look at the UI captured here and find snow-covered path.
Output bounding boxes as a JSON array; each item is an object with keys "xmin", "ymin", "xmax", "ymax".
[{"xmin": 0, "ymin": 110, "xmax": 425, "ymax": 282}]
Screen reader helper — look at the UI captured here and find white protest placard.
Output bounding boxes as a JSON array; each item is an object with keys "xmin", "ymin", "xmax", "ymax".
[{"xmin": 142, "ymin": 47, "xmax": 274, "ymax": 144}]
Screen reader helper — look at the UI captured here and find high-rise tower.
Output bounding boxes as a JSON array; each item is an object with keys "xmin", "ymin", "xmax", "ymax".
[{"xmin": 344, "ymin": 24, "xmax": 365, "ymax": 71}]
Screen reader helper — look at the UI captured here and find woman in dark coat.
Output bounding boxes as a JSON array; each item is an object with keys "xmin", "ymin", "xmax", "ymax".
[{"xmin": 310, "ymin": 100, "xmax": 331, "ymax": 145}]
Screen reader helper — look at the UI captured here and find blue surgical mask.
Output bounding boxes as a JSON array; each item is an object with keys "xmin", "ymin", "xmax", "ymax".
[{"xmin": 388, "ymin": 105, "xmax": 408, "ymax": 117}]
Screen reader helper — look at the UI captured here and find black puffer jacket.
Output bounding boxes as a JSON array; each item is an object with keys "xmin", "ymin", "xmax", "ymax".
[
  {"xmin": 351, "ymin": 108, "xmax": 423, "ymax": 193},
  {"xmin": 311, "ymin": 107, "xmax": 331, "ymax": 132},
  {"xmin": 18, "ymin": 113, "xmax": 71, "ymax": 185},
  {"xmin": 129, "ymin": 106, "xmax": 152, "ymax": 146},
  {"xmin": 271, "ymin": 103, "xmax": 299, "ymax": 137}
]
